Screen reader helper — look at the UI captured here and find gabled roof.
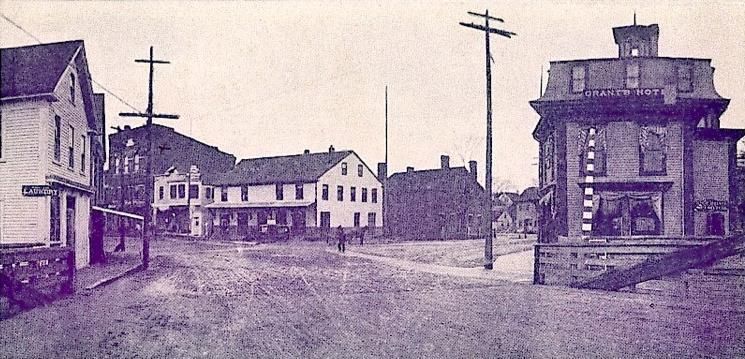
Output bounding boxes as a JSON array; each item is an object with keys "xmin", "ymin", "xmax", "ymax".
[
  {"xmin": 517, "ymin": 187, "xmax": 539, "ymax": 202},
  {"xmin": 1, "ymin": 40, "xmax": 83, "ymax": 99},
  {"xmin": 204, "ymin": 150, "xmax": 353, "ymax": 186},
  {"xmin": 498, "ymin": 192, "xmax": 520, "ymax": 203},
  {"xmin": 388, "ymin": 167, "xmax": 485, "ymax": 193}
]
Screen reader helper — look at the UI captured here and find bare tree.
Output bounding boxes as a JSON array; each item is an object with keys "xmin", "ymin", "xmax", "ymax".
[{"xmin": 451, "ymin": 135, "xmax": 482, "ymax": 167}]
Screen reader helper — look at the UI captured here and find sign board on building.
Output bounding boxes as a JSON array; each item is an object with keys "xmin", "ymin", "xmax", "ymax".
[
  {"xmin": 694, "ymin": 199, "xmax": 728, "ymax": 212},
  {"xmin": 22, "ymin": 185, "xmax": 59, "ymax": 197},
  {"xmin": 583, "ymin": 88, "xmax": 664, "ymax": 99}
]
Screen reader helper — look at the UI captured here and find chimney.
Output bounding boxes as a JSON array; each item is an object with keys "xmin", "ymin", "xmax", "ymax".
[
  {"xmin": 377, "ymin": 162, "xmax": 387, "ymax": 181},
  {"xmin": 328, "ymin": 145, "xmax": 335, "ymax": 153},
  {"xmin": 406, "ymin": 166, "xmax": 415, "ymax": 173},
  {"xmin": 468, "ymin": 160, "xmax": 477, "ymax": 180},
  {"xmin": 304, "ymin": 149, "xmax": 310, "ymax": 155},
  {"xmin": 440, "ymin": 155, "xmax": 450, "ymax": 169}
]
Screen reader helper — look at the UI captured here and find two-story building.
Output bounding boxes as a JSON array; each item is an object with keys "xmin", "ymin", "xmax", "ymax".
[
  {"xmin": 103, "ymin": 123, "xmax": 235, "ymax": 219},
  {"xmin": 531, "ymin": 22, "xmax": 744, "ymax": 285},
  {"xmin": 1, "ymin": 40, "xmax": 103, "ymax": 268},
  {"xmin": 514, "ymin": 187, "xmax": 539, "ymax": 234},
  {"xmin": 197, "ymin": 147, "xmax": 382, "ymax": 239},
  {"xmin": 153, "ymin": 165, "xmax": 212, "ymax": 236},
  {"xmin": 386, "ymin": 155, "xmax": 485, "ymax": 240}
]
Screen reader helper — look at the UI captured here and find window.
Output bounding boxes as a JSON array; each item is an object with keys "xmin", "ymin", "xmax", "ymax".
[
  {"xmin": 275, "ymin": 184, "xmax": 284, "ymax": 200},
  {"xmin": 178, "ymin": 184, "xmax": 186, "ymax": 198},
  {"xmin": 353, "ymin": 212, "xmax": 360, "ymax": 227},
  {"xmin": 134, "ymin": 155, "xmax": 140, "ymax": 173},
  {"xmin": 50, "ymin": 195, "xmax": 61, "ymax": 242},
  {"xmin": 170, "ymin": 185, "xmax": 177, "ymax": 199},
  {"xmin": 677, "ymin": 65, "xmax": 693, "ymax": 92},
  {"xmin": 631, "ymin": 47, "xmax": 639, "ymax": 57},
  {"xmin": 124, "ymin": 156, "xmax": 130, "ymax": 174},
  {"xmin": 205, "ymin": 187, "xmax": 213, "ymax": 200},
  {"xmin": 114, "ymin": 157, "xmax": 120, "ymax": 174},
  {"xmin": 295, "ymin": 183, "xmax": 304, "ymax": 200},
  {"xmin": 190, "ymin": 185, "xmax": 199, "ymax": 199},
  {"xmin": 371, "ymin": 189, "xmax": 378, "ymax": 203},
  {"xmin": 221, "ymin": 187, "xmax": 228, "ymax": 202},
  {"xmin": 625, "ymin": 63, "xmax": 639, "ymax": 89},
  {"xmin": 571, "ymin": 66, "xmax": 586, "ymax": 93},
  {"xmin": 543, "ymin": 135, "xmax": 555, "ymax": 183},
  {"xmin": 80, "ymin": 135, "xmax": 86, "ymax": 173},
  {"xmin": 362, "ymin": 188, "xmax": 368, "ymax": 202},
  {"xmin": 337, "ymin": 186, "xmax": 344, "ymax": 201},
  {"xmin": 639, "ymin": 126, "xmax": 667, "ymax": 176},
  {"xmin": 158, "ymin": 186, "xmax": 164, "ymax": 200},
  {"xmin": 322, "ymin": 184, "xmax": 329, "ymax": 200},
  {"xmin": 53, "ymin": 116, "xmax": 61, "ymax": 162},
  {"xmin": 68, "ymin": 126, "xmax": 75, "ymax": 169},
  {"xmin": 578, "ymin": 127, "xmax": 607, "ymax": 177},
  {"xmin": 241, "ymin": 185, "xmax": 249, "ymax": 201},
  {"xmin": 69, "ymin": 73, "xmax": 76, "ymax": 104},
  {"xmin": 350, "ymin": 187, "xmax": 357, "ymax": 202},
  {"xmin": 341, "ymin": 162, "xmax": 348, "ymax": 175},
  {"xmin": 591, "ymin": 192, "xmax": 663, "ymax": 236},
  {"xmin": 357, "ymin": 164, "xmax": 363, "ymax": 177}
]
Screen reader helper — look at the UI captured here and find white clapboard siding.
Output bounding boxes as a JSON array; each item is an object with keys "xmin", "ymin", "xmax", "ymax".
[{"xmin": 0, "ymin": 103, "xmax": 44, "ymax": 244}]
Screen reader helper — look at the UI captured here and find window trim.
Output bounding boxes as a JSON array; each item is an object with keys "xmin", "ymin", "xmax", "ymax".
[
  {"xmin": 275, "ymin": 183, "xmax": 284, "ymax": 201},
  {"xmin": 68, "ymin": 125, "xmax": 75, "ymax": 169},
  {"xmin": 357, "ymin": 164, "xmax": 363, "ymax": 177},
  {"xmin": 295, "ymin": 183, "xmax": 304, "ymax": 200},
  {"xmin": 677, "ymin": 64, "xmax": 693, "ymax": 93},
  {"xmin": 53, "ymin": 115, "xmax": 62, "ymax": 162},
  {"xmin": 570, "ymin": 65, "xmax": 588, "ymax": 94},
  {"xmin": 639, "ymin": 125, "xmax": 668, "ymax": 176},
  {"xmin": 337, "ymin": 185, "xmax": 344, "ymax": 201},
  {"xmin": 321, "ymin": 184, "xmax": 329, "ymax": 201},
  {"xmin": 341, "ymin": 162, "xmax": 348, "ymax": 176},
  {"xmin": 625, "ymin": 62, "xmax": 640, "ymax": 89}
]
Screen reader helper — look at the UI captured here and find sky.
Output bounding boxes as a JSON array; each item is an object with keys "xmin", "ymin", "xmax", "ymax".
[{"xmin": 1, "ymin": 0, "xmax": 744, "ymax": 191}]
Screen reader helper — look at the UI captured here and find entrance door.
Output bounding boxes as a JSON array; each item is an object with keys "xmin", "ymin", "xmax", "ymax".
[
  {"xmin": 292, "ymin": 210, "xmax": 306, "ymax": 233},
  {"xmin": 320, "ymin": 212, "xmax": 330, "ymax": 229},
  {"xmin": 257, "ymin": 210, "xmax": 268, "ymax": 225},
  {"xmin": 237, "ymin": 212, "xmax": 249, "ymax": 235},
  {"xmin": 66, "ymin": 195, "xmax": 76, "ymax": 248}
]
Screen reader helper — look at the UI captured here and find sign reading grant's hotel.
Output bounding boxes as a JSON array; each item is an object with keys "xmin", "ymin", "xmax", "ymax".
[
  {"xmin": 584, "ymin": 88, "xmax": 664, "ymax": 99},
  {"xmin": 22, "ymin": 185, "xmax": 59, "ymax": 197}
]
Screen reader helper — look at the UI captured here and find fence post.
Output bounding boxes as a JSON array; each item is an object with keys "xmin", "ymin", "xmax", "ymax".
[
  {"xmin": 62, "ymin": 249, "xmax": 75, "ymax": 295},
  {"xmin": 533, "ymin": 244, "xmax": 541, "ymax": 285}
]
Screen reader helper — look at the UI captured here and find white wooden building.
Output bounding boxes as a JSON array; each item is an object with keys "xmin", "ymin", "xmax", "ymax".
[
  {"xmin": 197, "ymin": 148, "xmax": 383, "ymax": 238},
  {"xmin": 1, "ymin": 40, "xmax": 100, "ymax": 268}
]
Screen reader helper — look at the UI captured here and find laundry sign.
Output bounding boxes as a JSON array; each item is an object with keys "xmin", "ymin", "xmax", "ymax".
[{"xmin": 22, "ymin": 185, "xmax": 59, "ymax": 197}]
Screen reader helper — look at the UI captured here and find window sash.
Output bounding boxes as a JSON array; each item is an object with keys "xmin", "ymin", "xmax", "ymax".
[{"xmin": 571, "ymin": 66, "xmax": 586, "ymax": 93}]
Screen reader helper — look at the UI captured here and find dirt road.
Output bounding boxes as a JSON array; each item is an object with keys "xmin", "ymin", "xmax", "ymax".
[{"xmin": 2, "ymin": 239, "xmax": 743, "ymax": 358}]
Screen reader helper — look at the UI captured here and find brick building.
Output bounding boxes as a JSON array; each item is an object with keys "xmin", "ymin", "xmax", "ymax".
[
  {"xmin": 103, "ymin": 124, "xmax": 236, "ymax": 219},
  {"xmin": 386, "ymin": 155, "xmax": 485, "ymax": 240},
  {"xmin": 530, "ymin": 22, "xmax": 744, "ymax": 285}
]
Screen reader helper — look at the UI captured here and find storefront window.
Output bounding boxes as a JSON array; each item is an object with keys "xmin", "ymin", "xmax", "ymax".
[{"xmin": 591, "ymin": 191, "xmax": 662, "ymax": 236}]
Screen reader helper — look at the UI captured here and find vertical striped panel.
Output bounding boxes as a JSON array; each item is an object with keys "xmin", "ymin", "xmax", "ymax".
[{"xmin": 582, "ymin": 127, "xmax": 596, "ymax": 238}]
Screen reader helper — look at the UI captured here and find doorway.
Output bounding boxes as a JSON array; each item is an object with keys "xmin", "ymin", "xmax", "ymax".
[{"xmin": 66, "ymin": 195, "xmax": 76, "ymax": 248}]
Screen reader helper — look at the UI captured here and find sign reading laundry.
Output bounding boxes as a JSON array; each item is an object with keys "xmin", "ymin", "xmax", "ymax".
[
  {"xmin": 583, "ymin": 88, "xmax": 664, "ymax": 98},
  {"xmin": 22, "ymin": 185, "xmax": 59, "ymax": 197}
]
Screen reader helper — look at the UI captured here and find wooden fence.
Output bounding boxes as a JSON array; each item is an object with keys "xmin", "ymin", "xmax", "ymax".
[{"xmin": 0, "ymin": 246, "xmax": 75, "ymax": 313}]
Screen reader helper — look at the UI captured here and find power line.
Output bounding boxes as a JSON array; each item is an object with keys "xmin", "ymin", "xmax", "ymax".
[{"xmin": 0, "ymin": 12, "xmax": 142, "ymax": 113}]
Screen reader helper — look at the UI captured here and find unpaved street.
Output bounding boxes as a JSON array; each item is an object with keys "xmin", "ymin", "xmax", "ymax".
[{"xmin": 2, "ymin": 239, "xmax": 743, "ymax": 358}]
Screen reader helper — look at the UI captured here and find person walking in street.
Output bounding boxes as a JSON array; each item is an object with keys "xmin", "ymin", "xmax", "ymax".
[{"xmin": 337, "ymin": 225, "xmax": 346, "ymax": 253}]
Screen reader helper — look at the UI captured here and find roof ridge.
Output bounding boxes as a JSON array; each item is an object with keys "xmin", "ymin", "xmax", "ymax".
[
  {"xmin": 1, "ymin": 39, "xmax": 83, "ymax": 51},
  {"xmin": 237, "ymin": 150, "xmax": 353, "ymax": 164}
]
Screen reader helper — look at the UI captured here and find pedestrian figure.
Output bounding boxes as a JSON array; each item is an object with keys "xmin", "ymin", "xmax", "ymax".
[{"xmin": 337, "ymin": 225, "xmax": 346, "ymax": 253}]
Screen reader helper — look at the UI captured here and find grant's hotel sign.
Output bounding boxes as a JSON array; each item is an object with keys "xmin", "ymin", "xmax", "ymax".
[{"xmin": 529, "ymin": 22, "xmax": 743, "ymax": 285}]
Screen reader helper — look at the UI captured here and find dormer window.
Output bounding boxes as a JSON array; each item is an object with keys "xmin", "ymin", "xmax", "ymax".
[
  {"xmin": 625, "ymin": 63, "xmax": 640, "ymax": 89},
  {"xmin": 677, "ymin": 65, "xmax": 693, "ymax": 93},
  {"xmin": 69, "ymin": 73, "xmax": 76, "ymax": 104},
  {"xmin": 571, "ymin": 66, "xmax": 586, "ymax": 93}
]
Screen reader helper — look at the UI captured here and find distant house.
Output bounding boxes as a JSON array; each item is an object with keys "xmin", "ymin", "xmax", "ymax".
[
  {"xmin": 198, "ymin": 147, "xmax": 382, "ymax": 238},
  {"xmin": 153, "ymin": 165, "xmax": 213, "ymax": 237},
  {"xmin": 492, "ymin": 206, "xmax": 516, "ymax": 233},
  {"xmin": 386, "ymin": 155, "xmax": 485, "ymax": 240},
  {"xmin": 515, "ymin": 187, "xmax": 539, "ymax": 234},
  {"xmin": 0, "ymin": 40, "xmax": 101, "ymax": 268}
]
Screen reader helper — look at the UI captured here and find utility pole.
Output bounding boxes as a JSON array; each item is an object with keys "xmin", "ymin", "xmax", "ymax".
[
  {"xmin": 383, "ymin": 85, "xmax": 388, "ymax": 237},
  {"xmin": 120, "ymin": 46, "xmax": 179, "ymax": 269},
  {"xmin": 460, "ymin": 10, "xmax": 515, "ymax": 270}
]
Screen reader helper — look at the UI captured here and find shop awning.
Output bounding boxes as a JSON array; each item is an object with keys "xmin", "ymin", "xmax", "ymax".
[
  {"xmin": 92, "ymin": 206, "xmax": 144, "ymax": 221},
  {"xmin": 205, "ymin": 201, "xmax": 314, "ymax": 209}
]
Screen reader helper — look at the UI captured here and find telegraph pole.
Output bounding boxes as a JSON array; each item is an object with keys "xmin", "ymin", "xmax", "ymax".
[
  {"xmin": 460, "ymin": 10, "xmax": 515, "ymax": 270},
  {"xmin": 120, "ymin": 46, "xmax": 179, "ymax": 269},
  {"xmin": 383, "ymin": 85, "xmax": 388, "ymax": 237}
]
